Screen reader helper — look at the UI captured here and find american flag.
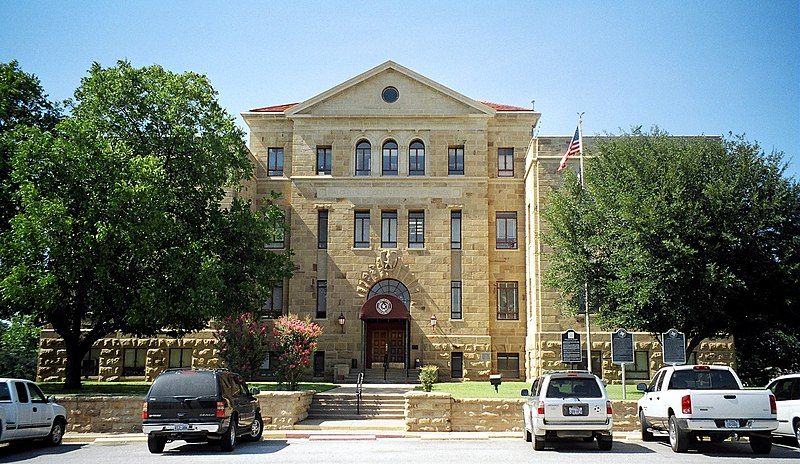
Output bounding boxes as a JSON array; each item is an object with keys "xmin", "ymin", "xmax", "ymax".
[{"xmin": 557, "ymin": 126, "xmax": 582, "ymax": 172}]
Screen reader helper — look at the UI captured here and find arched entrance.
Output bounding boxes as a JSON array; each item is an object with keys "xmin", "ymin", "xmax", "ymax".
[{"xmin": 361, "ymin": 279, "xmax": 411, "ymax": 369}]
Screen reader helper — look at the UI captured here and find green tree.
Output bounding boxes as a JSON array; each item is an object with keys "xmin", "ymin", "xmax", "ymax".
[
  {"xmin": 544, "ymin": 129, "xmax": 800, "ymax": 359},
  {"xmin": 0, "ymin": 60, "xmax": 61, "ymax": 231},
  {"xmin": 0, "ymin": 61, "xmax": 293, "ymax": 389},
  {"xmin": 0, "ymin": 314, "xmax": 42, "ymax": 379}
]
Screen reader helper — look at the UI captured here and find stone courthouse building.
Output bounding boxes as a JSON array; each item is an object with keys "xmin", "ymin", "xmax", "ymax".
[{"xmin": 37, "ymin": 61, "xmax": 733, "ymax": 383}]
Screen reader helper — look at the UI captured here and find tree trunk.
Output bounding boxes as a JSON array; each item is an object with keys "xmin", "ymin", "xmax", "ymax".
[
  {"xmin": 686, "ymin": 337, "xmax": 702, "ymax": 360},
  {"xmin": 63, "ymin": 340, "xmax": 89, "ymax": 390}
]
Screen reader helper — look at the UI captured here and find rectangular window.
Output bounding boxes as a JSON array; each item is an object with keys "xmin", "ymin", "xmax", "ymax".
[
  {"xmin": 316, "ymin": 146, "xmax": 332, "ymax": 175},
  {"xmin": 451, "ymin": 281, "xmax": 462, "ymax": 319},
  {"xmin": 496, "ymin": 212, "xmax": 518, "ymax": 249},
  {"xmin": 451, "ymin": 352, "xmax": 463, "ymax": 379},
  {"xmin": 122, "ymin": 348, "xmax": 147, "ymax": 376},
  {"xmin": 318, "ymin": 210, "xmax": 328, "ymax": 249},
  {"xmin": 168, "ymin": 348, "xmax": 193, "ymax": 368},
  {"xmin": 267, "ymin": 220, "xmax": 285, "ymax": 249},
  {"xmin": 267, "ymin": 147, "xmax": 284, "ymax": 176},
  {"xmin": 263, "ymin": 284, "xmax": 283, "ymax": 318},
  {"xmin": 497, "ymin": 281, "xmax": 519, "ymax": 320},
  {"xmin": 498, "ymin": 148, "xmax": 514, "ymax": 177},
  {"xmin": 450, "ymin": 210, "xmax": 462, "ymax": 249},
  {"xmin": 381, "ymin": 211, "xmax": 397, "ymax": 248},
  {"xmin": 408, "ymin": 211, "xmax": 424, "ymax": 248},
  {"xmin": 498, "ymin": 353, "xmax": 520, "ymax": 379},
  {"xmin": 81, "ymin": 348, "xmax": 101, "ymax": 377},
  {"xmin": 448, "ymin": 146, "xmax": 464, "ymax": 175},
  {"xmin": 354, "ymin": 211, "xmax": 370, "ymax": 248},
  {"xmin": 627, "ymin": 350, "xmax": 650, "ymax": 380},
  {"xmin": 316, "ymin": 280, "xmax": 327, "ymax": 319}
]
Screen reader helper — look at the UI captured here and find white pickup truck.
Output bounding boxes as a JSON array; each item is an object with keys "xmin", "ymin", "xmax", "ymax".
[
  {"xmin": 0, "ymin": 378, "xmax": 67, "ymax": 446},
  {"xmin": 637, "ymin": 365, "xmax": 777, "ymax": 454}
]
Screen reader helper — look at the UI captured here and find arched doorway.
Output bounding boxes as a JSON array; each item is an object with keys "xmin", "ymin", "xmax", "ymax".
[{"xmin": 361, "ymin": 279, "xmax": 411, "ymax": 369}]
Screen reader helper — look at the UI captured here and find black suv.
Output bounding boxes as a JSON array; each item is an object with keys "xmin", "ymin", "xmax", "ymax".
[{"xmin": 142, "ymin": 369, "xmax": 263, "ymax": 453}]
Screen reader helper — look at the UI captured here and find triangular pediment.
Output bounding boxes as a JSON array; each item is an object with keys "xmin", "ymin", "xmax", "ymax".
[{"xmin": 286, "ymin": 61, "xmax": 495, "ymax": 117}]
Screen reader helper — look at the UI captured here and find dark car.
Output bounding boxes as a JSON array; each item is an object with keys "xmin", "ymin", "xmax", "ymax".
[{"xmin": 142, "ymin": 369, "xmax": 263, "ymax": 453}]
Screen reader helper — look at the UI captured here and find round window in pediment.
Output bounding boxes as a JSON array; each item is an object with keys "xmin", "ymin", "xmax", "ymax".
[{"xmin": 381, "ymin": 86, "xmax": 399, "ymax": 103}]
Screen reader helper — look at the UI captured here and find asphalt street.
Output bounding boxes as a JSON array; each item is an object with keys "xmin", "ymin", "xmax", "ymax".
[{"xmin": 1, "ymin": 435, "xmax": 799, "ymax": 464}]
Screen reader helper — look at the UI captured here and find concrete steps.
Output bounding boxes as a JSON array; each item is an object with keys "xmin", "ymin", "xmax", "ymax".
[
  {"xmin": 342, "ymin": 368, "xmax": 420, "ymax": 384},
  {"xmin": 307, "ymin": 393, "xmax": 407, "ymax": 420}
]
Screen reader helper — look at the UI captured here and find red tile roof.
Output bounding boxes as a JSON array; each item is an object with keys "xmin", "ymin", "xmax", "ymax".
[{"xmin": 248, "ymin": 100, "xmax": 533, "ymax": 113}]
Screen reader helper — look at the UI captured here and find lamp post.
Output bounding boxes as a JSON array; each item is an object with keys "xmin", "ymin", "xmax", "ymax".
[{"xmin": 338, "ymin": 313, "xmax": 346, "ymax": 334}]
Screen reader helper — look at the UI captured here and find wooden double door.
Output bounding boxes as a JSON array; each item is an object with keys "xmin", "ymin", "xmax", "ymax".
[{"xmin": 366, "ymin": 320, "xmax": 406, "ymax": 366}]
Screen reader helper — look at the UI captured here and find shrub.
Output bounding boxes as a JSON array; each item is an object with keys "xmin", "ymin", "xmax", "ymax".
[
  {"xmin": 272, "ymin": 315, "xmax": 322, "ymax": 391},
  {"xmin": 213, "ymin": 312, "xmax": 270, "ymax": 381},
  {"xmin": 419, "ymin": 365, "xmax": 438, "ymax": 392}
]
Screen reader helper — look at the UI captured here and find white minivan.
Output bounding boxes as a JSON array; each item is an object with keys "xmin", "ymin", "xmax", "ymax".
[
  {"xmin": 766, "ymin": 374, "xmax": 800, "ymax": 445},
  {"xmin": 0, "ymin": 378, "xmax": 68, "ymax": 445}
]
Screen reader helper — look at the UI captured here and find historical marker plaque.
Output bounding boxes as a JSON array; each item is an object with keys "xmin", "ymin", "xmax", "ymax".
[
  {"xmin": 561, "ymin": 329, "xmax": 583, "ymax": 364},
  {"xmin": 611, "ymin": 328, "xmax": 634, "ymax": 364},
  {"xmin": 662, "ymin": 328, "xmax": 686, "ymax": 365}
]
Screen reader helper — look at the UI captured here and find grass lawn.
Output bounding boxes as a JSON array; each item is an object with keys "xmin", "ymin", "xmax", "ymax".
[
  {"xmin": 419, "ymin": 381, "xmax": 644, "ymax": 401},
  {"xmin": 39, "ymin": 381, "xmax": 339, "ymax": 396}
]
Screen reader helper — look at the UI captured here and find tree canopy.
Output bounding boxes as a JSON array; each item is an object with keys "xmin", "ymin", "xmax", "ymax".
[
  {"xmin": 0, "ymin": 61, "xmax": 293, "ymax": 388},
  {"xmin": 544, "ymin": 129, "xmax": 800, "ymax": 364}
]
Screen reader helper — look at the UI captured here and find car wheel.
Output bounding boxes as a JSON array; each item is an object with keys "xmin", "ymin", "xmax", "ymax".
[
  {"xmin": 244, "ymin": 413, "xmax": 263, "ymax": 442},
  {"xmin": 220, "ymin": 415, "xmax": 238, "ymax": 452},
  {"xmin": 639, "ymin": 410, "xmax": 654, "ymax": 442},
  {"xmin": 533, "ymin": 434, "xmax": 545, "ymax": 451},
  {"xmin": 749, "ymin": 433, "xmax": 772, "ymax": 455},
  {"xmin": 47, "ymin": 419, "xmax": 65, "ymax": 446},
  {"xmin": 794, "ymin": 419, "xmax": 799, "ymax": 447},
  {"xmin": 147, "ymin": 434, "xmax": 166, "ymax": 454},
  {"xmin": 597, "ymin": 436, "xmax": 613, "ymax": 451},
  {"xmin": 669, "ymin": 415, "xmax": 689, "ymax": 453}
]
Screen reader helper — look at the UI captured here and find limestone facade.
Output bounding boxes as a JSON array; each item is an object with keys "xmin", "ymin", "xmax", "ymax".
[{"xmin": 37, "ymin": 61, "xmax": 734, "ymax": 384}]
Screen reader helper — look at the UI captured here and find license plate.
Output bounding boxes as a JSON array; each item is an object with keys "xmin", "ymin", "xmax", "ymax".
[
  {"xmin": 175, "ymin": 423, "xmax": 189, "ymax": 431},
  {"xmin": 724, "ymin": 420, "xmax": 739, "ymax": 429},
  {"xmin": 568, "ymin": 406, "xmax": 583, "ymax": 416}
]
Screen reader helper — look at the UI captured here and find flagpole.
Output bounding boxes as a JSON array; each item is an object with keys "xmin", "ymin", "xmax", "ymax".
[{"xmin": 577, "ymin": 112, "xmax": 592, "ymax": 374}]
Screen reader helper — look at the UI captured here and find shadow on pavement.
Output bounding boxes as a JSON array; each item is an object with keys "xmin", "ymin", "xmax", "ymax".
[
  {"xmin": 163, "ymin": 439, "xmax": 289, "ymax": 455},
  {"xmin": 538, "ymin": 438, "xmax": 655, "ymax": 454},
  {"xmin": 649, "ymin": 436, "xmax": 800, "ymax": 459},
  {"xmin": 0, "ymin": 442, "xmax": 86, "ymax": 462}
]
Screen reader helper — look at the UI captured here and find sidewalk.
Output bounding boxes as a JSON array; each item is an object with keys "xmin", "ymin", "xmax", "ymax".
[{"xmin": 64, "ymin": 430, "xmax": 643, "ymax": 444}]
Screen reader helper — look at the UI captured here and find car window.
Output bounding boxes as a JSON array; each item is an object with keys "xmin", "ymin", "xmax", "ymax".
[
  {"xmin": 772, "ymin": 379, "xmax": 794, "ymax": 401},
  {"xmin": 530, "ymin": 379, "xmax": 538, "ymax": 396},
  {"xmin": 14, "ymin": 381, "xmax": 29, "ymax": 403},
  {"xmin": 791, "ymin": 379, "xmax": 800, "ymax": 401},
  {"xmin": 27, "ymin": 383, "xmax": 48, "ymax": 403},
  {"xmin": 668, "ymin": 369, "xmax": 740, "ymax": 390},
  {"xmin": 653, "ymin": 371, "xmax": 665, "ymax": 392},
  {"xmin": 236, "ymin": 378, "xmax": 249, "ymax": 396},
  {"xmin": 0, "ymin": 383, "xmax": 11, "ymax": 402},
  {"xmin": 545, "ymin": 377, "xmax": 603, "ymax": 398},
  {"xmin": 149, "ymin": 371, "xmax": 218, "ymax": 397}
]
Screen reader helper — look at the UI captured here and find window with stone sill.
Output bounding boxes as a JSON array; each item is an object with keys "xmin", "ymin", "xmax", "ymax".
[
  {"xmin": 495, "ymin": 212, "xmax": 517, "ymax": 249},
  {"xmin": 409, "ymin": 140, "xmax": 425, "ymax": 176},
  {"xmin": 355, "ymin": 140, "xmax": 371, "ymax": 176},
  {"xmin": 267, "ymin": 147, "xmax": 284, "ymax": 176},
  {"xmin": 122, "ymin": 348, "xmax": 147, "ymax": 376},
  {"xmin": 408, "ymin": 211, "xmax": 424, "ymax": 248},
  {"xmin": 497, "ymin": 281, "xmax": 519, "ymax": 320},
  {"xmin": 497, "ymin": 353, "xmax": 520, "ymax": 378},
  {"xmin": 382, "ymin": 140, "xmax": 398, "ymax": 176},
  {"xmin": 451, "ymin": 352, "xmax": 463, "ymax": 379},
  {"xmin": 354, "ymin": 210, "xmax": 370, "ymax": 248},
  {"xmin": 262, "ymin": 284, "xmax": 284, "ymax": 319},
  {"xmin": 168, "ymin": 348, "xmax": 193, "ymax": 368},
  {"xmin": 498, "ymin": 147, "xmax": 514, "ymax": 177},
  {"xmin": 316, "ymin": 146, "xmax": 332, "ymax": 175},
  {"xmin": 448, "ymin": 146, "xmax": 464, "ymax": 175},
  {"xmin": 381, "ymin": 210, "xmax": 398, "ymax": 248}
]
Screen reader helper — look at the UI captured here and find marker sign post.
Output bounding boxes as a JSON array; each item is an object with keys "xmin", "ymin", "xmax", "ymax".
[
  {"xmin": 561, "ymin": 329, "xmax": 583, "ymax": 367},
  {"xmin": 611, "ymin": 329, "xmax": 634, "ymax": 399},
  {"xmin": 662, "ymin": 328, "xmax": 687, "ymax": 366}
]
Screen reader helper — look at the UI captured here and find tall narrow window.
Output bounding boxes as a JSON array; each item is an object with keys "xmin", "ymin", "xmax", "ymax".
[
  {"xmin": 409, "ymin": 140, "xmax": 425, "ymax": 176},
  {"xmin": 448, "ymin": 146, "xmax": 464, "ymax": 175},
  {"xmin": 316, "ymin": 280, "xmax": 327, "ymax": 319},
  {"xmin": 381, "ymin": 211, "xmax": 397, "ymax": 248},
  {"xmin": 450, "ymin": 210, "xmax": 462, "ymax": 249},
  {"xmin": 408, "ymin": 211, "xmax": 425, "ymax": 248},
  {"xmin": 451, "ymin": 352, "xmax": 463, "ymax": 379},
  {"xmin": 318, "ymin": 210, "xmax": 328, "ymax": 249},
  {"xmin": 263, "ymin": 284, "xmax": 283, "ymax": 318},
  {"xmin": 355, "ymin": 141, "xmax": 371, "ymax": 176},
  {"xmin": 382, "ymin": 140, "xmax": 398, "ymax": 176},
  {"xmin": 497, "ymin": 281, "xmax": 519, "ymax": 320},
  {"xmin": 451, "ymin": 281, "xmax": 462, "ymax": 319},
  {"xmin": 354, "ymin": 211, "xmax": 370, "ymax": 248},
  {"xmin": 498, "ymin": 148, "xmax": 514, "ymax": 177},
  {"xmin": 268, "ymin": 148, "xmax": 284, "ymax": 176},
  {"xmin": 316, "ymin": 146, "xmax": 332, "ymax": 175},
  {"xmin": 496, "ymin": 212, "xmax": 517, "ymax": 249}
]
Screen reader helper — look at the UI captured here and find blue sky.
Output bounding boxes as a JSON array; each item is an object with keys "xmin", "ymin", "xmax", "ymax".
[{"xmin": 2, "ymin": 1, "xmax": 798, "ymax": 177}]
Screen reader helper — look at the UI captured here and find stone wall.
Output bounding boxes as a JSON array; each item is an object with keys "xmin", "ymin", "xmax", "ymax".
[
  {"xmin": 57, "ymin": 391, "xmax": 313, "ymax": 433},
  {"xmin": 404, "ymin": 391, "xmax": 640, "ymax": 432}
]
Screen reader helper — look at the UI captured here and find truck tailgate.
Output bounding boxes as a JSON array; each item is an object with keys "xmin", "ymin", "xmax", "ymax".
[{"xmin": 690, "ymin": 390, "xmax": 773, "ymax": 420}]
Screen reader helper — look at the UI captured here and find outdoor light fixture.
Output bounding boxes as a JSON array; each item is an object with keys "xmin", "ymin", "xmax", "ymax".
[
  {"xmin": 337, "ymin": 313, "xmax": 346, "ymax": 334},
  {"xmin": 430, "ymin": 314, "xmax": 437, "ymax": 328}
]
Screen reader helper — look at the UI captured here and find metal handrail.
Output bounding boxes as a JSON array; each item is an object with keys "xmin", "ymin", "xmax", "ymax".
[{"xmin": 356, "ymin": 371, "xmax": 364, "ymax": 415}]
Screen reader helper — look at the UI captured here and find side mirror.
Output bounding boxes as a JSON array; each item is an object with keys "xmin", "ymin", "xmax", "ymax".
[
  {"xmin": 602, "ymin": 380, "xmax": 608, "ymax": 387},
  {"xmin": 250, "ymin": 387, "xmax": 261, "ymax": 396},
  {"xmin": 47, "ymin": 395, "xmax": 56, "ymax": 403},
  {"xmin": 520, "ymin": 389, "xmax": 529, "ymax": 397},
  {"xmin": 636, "ymin": 383, "xmax": 648, "ymax": 392}
]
